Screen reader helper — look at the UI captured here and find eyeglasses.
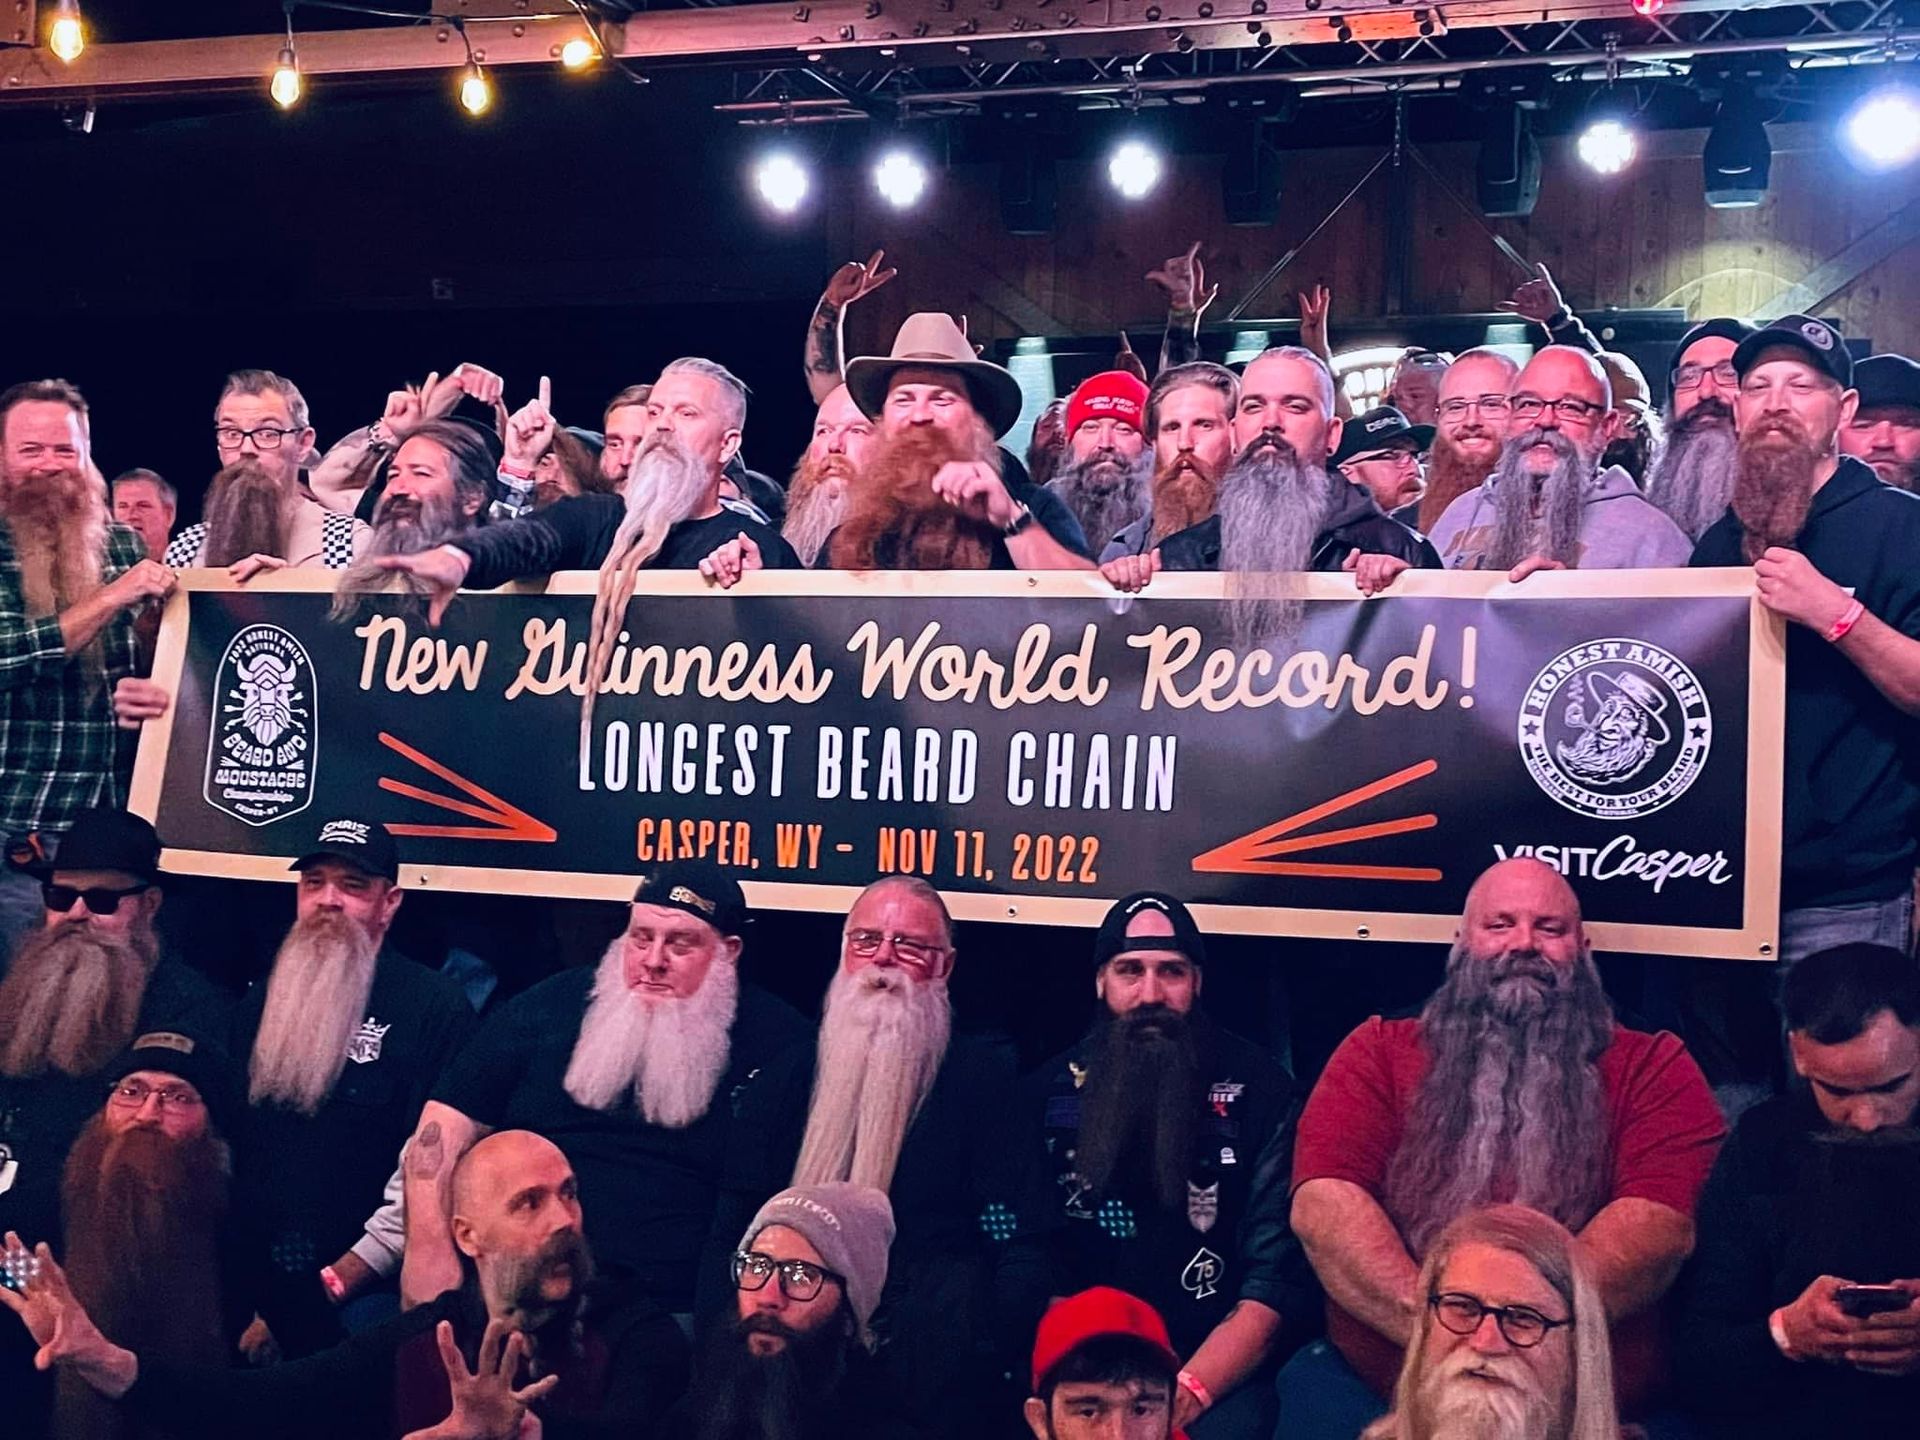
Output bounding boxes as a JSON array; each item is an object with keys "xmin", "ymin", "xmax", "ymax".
[
  {"xmin": 732, "ymin": 1251, "xmax": 844, "ymax": 1302},
  {"xmin": 844, "ymin": 929, "xmax": 949, "ymax": 971},
  {"xmin": 1672, "ymin": 361, "xmax": 1738, "ymax": 392},
  {"xmin": 43, "ymin": 881, "xmax": 149, "ymax": 915},
  {"xmin": 1436, "ymin": 396, "xmax": 1512, "ymax": 422},
  {"xmin": 1429, "ymin": 1292, "xmax": 1571, "ymax": 1348},
  {"xmin": 1352, "ymin": 448, "xmax": 1421, "ymax": 468},
  {"xmin": 1509, "ymin": 395, "xmax": 1604, "ymax": 426},
  {"xmin": 107, "ymin": 1079, "xmax": 204, "ymax": 1113},
  {"xmin": 214, "ymin": 425, "xmax": 301, "ymax": 451}
]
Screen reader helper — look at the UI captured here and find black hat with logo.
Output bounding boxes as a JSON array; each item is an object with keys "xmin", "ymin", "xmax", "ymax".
[
  {"xmin": 1732, "ymin": 314, "xmax": 1854, "ymax": 389},
  {"xmin": 108, "ymin": 1029, "xmax": 242, "ymax": 1136},
  {"xmin": 1667, "ymin": 318, "xmax": 1758, "ymax": 386},
  {"xmin": 632, "ymin": 859, "xmax": 749, "ymax": 937},
  {"xmin": 290, "ymin": 817, "xmax": 400, "ymax": 883},
  {"xmin": 1093, "ymin": 891, "xmax": 1208, "ymax": 969},
  {"xmin": 1853, "ymin": 354, "xmax": 1920, "ymax": 412},
  {"xmin": 1332, "ymin": 405, "xmax": 1434, "ymax": 467}
]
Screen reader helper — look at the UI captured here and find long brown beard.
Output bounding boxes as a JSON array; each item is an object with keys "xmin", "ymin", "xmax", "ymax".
[
  {"xmin": 1418, "ymin": 435, "xmax": 1498, "ymax": 533},
  {"xmin": 0, "ymin": 919, "xmax": 158, "ymax": 1079},
  {"xmin": 59, "ymin": 1117, "xmax": 231, "ymax": 1440},
  {"xmin": 3, "ymin": 466, "xmax": 107, "ymax": 616},
  {"xmin": 1150, "ymin": 452, "xmax": 1222, "ymax": 543},
  {"xmin": 828, "ymin": 423, "xmax": 1000, "ymax": 571},
  {"xmin": 783, "ymin": 453, "xmax": 856, "ymax": 567},
  {"xmin": 248, "ymin": 909, "xmax": 380, "ymax": 1115},
  {"xmin": 200, "ymin": 458, "xmax": 292, "ymax": 567},
  {"xmin": 330, "ymin": 488, "xmax": 465, "ymax": 622},
  {"xmin": 1732, "ymin": 417, "xmax": 1821, "ymax": 562}
]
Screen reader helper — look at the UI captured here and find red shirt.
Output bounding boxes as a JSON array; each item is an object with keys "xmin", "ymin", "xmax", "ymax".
[{"xmin": 1291, "ymin": 1017, "xmax": 1725, "ymax": 1413}]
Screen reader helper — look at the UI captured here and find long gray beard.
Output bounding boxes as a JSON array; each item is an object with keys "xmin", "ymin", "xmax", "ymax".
[
  {"xmin": 0, "ymin": 920, "xmax": 158, "ymax": 1079},
  {"xmin": 1645, "ymin": 403, "xmax": 1738, "ymax": 541},
  {"xmin": 1217, "ymin": 439, "xmax": 1329, "ymax": 649},
  {"xmin": 1409, "ymin": 1346, "xmax": 1562, "ymax": 1440},
  {"xmin": 1384, "ymin": 940, "xmax": 1615, "ymax": 1256},
  {"xmin": 563, "ymin": 939, "xmax": 739, "ymax": 1128},
  {"xmin": 782, "ymin": 455, "xmax": 854, "ymax": 568},
  {"xmin": 330, "ymin": 489, "xmax": 464, "ymax": 621},
  {"xmin": 791, "ymin": 964, "xmax": 952, "ymax": 1193},
  {"xmin": 1047, "ymin": 448, "xmax": 1152, "ymax": 556},
  {"xmin": 248, "ymin": 910, "xmax": 380, "ymax": 1115},
  {"xmin": 1486, "ymin": 430, "xmax": 1590, "ymax": 570},
  {"xmin": 613, "ymin": 433, "xmax": 713, "ymax": 566}
]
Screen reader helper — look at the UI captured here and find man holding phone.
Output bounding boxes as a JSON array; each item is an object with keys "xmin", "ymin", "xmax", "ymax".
[{"xmin": 1677, "ymin": 943, "xmax": 1920, "ymax": 1434}]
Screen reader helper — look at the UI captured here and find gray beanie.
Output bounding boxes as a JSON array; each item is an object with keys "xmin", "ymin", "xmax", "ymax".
[{"xmin": 740, "ymin": 1183, "xmax": 896, "ymax": 1346}]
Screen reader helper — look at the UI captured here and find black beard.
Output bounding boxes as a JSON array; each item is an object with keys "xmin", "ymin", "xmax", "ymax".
[
  {"xmin": 689, "ymin": 1312, "xmax": 851, "ymax": 1440},
  {"xmin": 1074, "ymin": 1005, "xmax": 1205, "ymax": 1213}
]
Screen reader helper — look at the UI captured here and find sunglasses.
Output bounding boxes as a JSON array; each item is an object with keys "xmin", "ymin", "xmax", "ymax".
[{"xmin": 43, "ymin": 881, "xmax": 150, "ymax": 916}]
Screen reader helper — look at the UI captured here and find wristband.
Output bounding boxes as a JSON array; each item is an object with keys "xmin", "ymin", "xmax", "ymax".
[
  {"xmin": 319, "ymin": 1265, "xmax": 347, "ymax": 1302},
  {"xmin": 1769, "ymin": 1308, "xmax": 1803, "ymax": 1361},
  {"xmin": 367, "ymin": 420, "xmax": 395, "ymax": 452},
  {"xmin": 1825, "ymin": 597, "xmax": 1865, "ymax": 644},
  {"xmin": 498, "ymin": 461, "xmax": 534, "ymax": 480},
  {"xmin": 1176, "ymin": 1370, "xmax": 1213, "ymax": 1410}
]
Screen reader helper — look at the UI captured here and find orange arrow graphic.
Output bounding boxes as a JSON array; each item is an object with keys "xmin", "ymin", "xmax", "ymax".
[
  {"xmin": 377, "ymin": 732, "xmax": 557, "ymax": 843},
  {"xmin": 1191, "ymin": 758, "xmax": 1441, "ymax": 881}
]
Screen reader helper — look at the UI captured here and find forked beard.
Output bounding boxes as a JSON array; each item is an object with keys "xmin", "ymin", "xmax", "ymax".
[
  {"xmin": 484, "ymin": 1225, "xmax": 597, "ymax": 1338},
  {"xmin": 1645, "ymin": 399, "xmax": 1738, "ymax": 541},
  {"xmin": 1485, "ymin": 430, "xmax": 1588, "ymax": 571},
  {"xmin": 1150, "ymin": 450, "xmax": 1223, "ymax": 544},
  {"xmin": 248, "ymin": 909, "xmax": 380, "ymax": 1115},
  {"xmin": 783, "ymin": 452, "xmax": 856, "ymax": 567},
  {"xmin": 1383, "ymin": 941, "xmax": 1614, "ymax": 1256},
  {"xmin": 689, "ymin": 1312, "xmax": 851, "ymax": 1440},
  {"xmin": 1418, "ymin": 435, "xmax": 1498, "ymax": 535},
  {"xmin": 1073, "ymin": 1004, "xmax": 1203, "ymax": 1214},
  {"xmin": 791, "ymin": 963, "xmax": 952, "ymax": 1193},
  {"xmin": 3, "ymin": 466, "xmax": 107, "ymax": 617},
  {"xmin": 200, "ymin": 458, "xmax": 291, "ymax": 567},
  {"xmin": 828, "ymin": 420, "xmax": 1001, "ymax": 572},
  {"xmin": 1407, "ymin": 1346, "xmax": 1564, "ymax": 1440},
  {"xmin": 330, "ymin": 487, "xmax": 464, "ymax": 621},
  {"xmin": 1732, "ymin": 417, "xmax": 1821, "ymax": 562},
  {"xmin": 59, "ymin": 1118, "xmax": 232, "ymax": 1440},
  {"xmin": 580, "ymin": 432, "xmax": 715, "ymax": 754},
  {"xmin": 1047, "ymin": 446, "xmax": 1152, "ymax": 555},
  {"xmin": 563, "ymin": 939, "xmax": 739, "ymax": 1128},
  {"xmin": 0, "ymin": 919, "xmax": 157, "ymax": 1079},
  {"xmin": 1216, "ymin": 435, "xmax": 1329, "ymax": 650}
]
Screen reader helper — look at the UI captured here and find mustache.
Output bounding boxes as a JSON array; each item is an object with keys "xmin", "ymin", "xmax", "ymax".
[
  {"xmin": 1242, "ymin": 428, "xmax": 1295, "ymax": 459},
  {"xmin": 1746, "ymin": 413, "xmax": 1810, "ymax": 443},
  {"xmin": 1506, "ymin": 426, "xmax": 1578, "ymax": 459},
  {"xmin": 1676, "ymin": 396, "xmax": 1734, "ymax": 431}
]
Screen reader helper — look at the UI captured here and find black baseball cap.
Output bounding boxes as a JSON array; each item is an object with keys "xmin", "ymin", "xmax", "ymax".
[
  {"xmin": 632, "ymin": 859, "xmax": 749, "ymax": 937},
  {"xmin": 1667, "ymin": 318, "xmax": 1758, "ymax": 385},
  {"xmin": 1332, "ymin": 406, "xmax": 1434, "ymax": 467},
  {"xmin": 1733, "ymin": 314, "xmax": 1854, "ymax": 389},
  {"xmin": 109, "ymin": 1029, "xmax": 242, "ymax": 1136},
  {"xmin": 290, "ymin": 817, "xmax": 400, "ymax": 883},
  {"xmin": 1853, "ymin": 354, "xmax": 1920, "ymax": 412},
  {"xmin": 42, "ymin": 807, "xmax": 161, "ymax": 882},
  {"xmin": 1093, "ymin": 891, "xmax": 1207, "ymax": 969}
]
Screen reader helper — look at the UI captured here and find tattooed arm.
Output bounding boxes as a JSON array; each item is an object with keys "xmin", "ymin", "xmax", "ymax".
[
  {"xmin": 804, "ymin": 250, "xmax": 898, "ymax": 404},
  {"xmin": 399, "ymin": 1105, "xmax": 491, "ymax": 1310}
]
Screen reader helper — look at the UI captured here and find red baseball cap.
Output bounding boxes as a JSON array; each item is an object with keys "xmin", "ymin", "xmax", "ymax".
[
  {"xmin": 1031, "ymin": 1287, "xmax": 1182, "ymax": 1391},
  {"xmin": 1065, "ymin": 370, "xmax": 1150, "ymax": 440}
]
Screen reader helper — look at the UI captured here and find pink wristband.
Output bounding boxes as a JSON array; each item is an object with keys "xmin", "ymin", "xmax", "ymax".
[
  {"xmin": 319, "ymin": 1265, "xmax": 346, "ymax": 1302},
  {"xmin": 1825, "ymin": 597, "xmax": 1865, "ymax": 644},
  {"xmin": 498, "ymin": 461, "xmax": 534, "ymax": 481},
  {"xmin": 1176, "ymin": 1369, "xmax": 1213, "ymax": 1410}
]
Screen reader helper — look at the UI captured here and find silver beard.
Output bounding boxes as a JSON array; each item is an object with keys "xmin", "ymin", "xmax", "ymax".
[
  {"xmin": 1644, "ymin": 400, "xmax": 1738, "ymax": 541},
  {"xmin": 610, "ymin": 432, "xmax": 714, "ymax": 566},
  {"xmin": 1047, "ymin": 447, "xmax": 1152, "ymax": 556},
  {"xmin": 248, "ymin": 910, "xmax": 381, "ymax": 1116},
  {"xmin": 330, "ymin": 487, "xmax": 465, "ymax": 621},
  {"xmin": 1410, "ymin": 1346, "xmax": 1561, "ymax": 1440},
  {"xmin": 562, "ymin": 938, "xmax": 739, "ymax": 1128},
  {"xmin": 1216, "ymin": 436, "xmax": 1329, "ymax": 649},
  {"xmin": 1486, "ymin": 429, "xmax": 1591, "ymax": 570},
  {"xmin": 790, "ymin": 963, "xmax": 953, "ymax": 1193}
]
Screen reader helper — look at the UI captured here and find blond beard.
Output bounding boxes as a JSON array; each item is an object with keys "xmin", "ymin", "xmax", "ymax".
[
  {"xmin": 563, "ymin": 938, "xmax": 739, "ymax": 1127},
  {"xmin": 0, "ymin": 919, "xmax": 158, "ymax": 1079},
  {"xmin": 783, "ymin": 452, "xmax": 855, "ymax": 567},
  {"xmin": 3, "ymin": 466, "xmax": 108, "ymax": 617},
  {"xmin": 791, "ymin": 964, "xmax": 952, "ymax": 1193},
  {"xmin": 248, "ymin": 909, "xmax": 380, "ymax": 1115}
]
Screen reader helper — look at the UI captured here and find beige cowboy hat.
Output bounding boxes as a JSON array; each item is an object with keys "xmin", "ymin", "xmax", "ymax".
[{"xmin": 844, "ymin": 312, "xmax": 1026, "ymax": 439}]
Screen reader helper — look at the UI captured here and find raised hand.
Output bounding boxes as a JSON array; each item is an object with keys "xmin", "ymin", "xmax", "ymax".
[
  {"xmin": 1146, "ymin": 242, "xmax": 1220, "ymax": 317},
  {"xmin": 1298, "ymin": 284, "xmax": 1334, "ymax": 360},
  {"xmin": 0, "ymin": 1234, "xmax": 136, "ymax": 1396},
  {"xmin": 382, "ymin": 381, "xmax": 432, "ymax": 444},
  {"xmin": 504, "ymin": 377, "xmax": 558, "ymax": 473},
  {"xmin": 446, "ymin": 363, "xmax": 507, "ymax": 410},
  {"xmin": 1497, "ymin": 263, "xmax": 1567, "ymax": 326},
  {"xmin": 822, "ymin": 249, "xmax": 897, "ymax": 309},
  {"xmin": 403, "ymin": 1319, "xmax": 559, "ymax": 1440},
  {"xmin": 1114, "ymin": 332, "xmax": 1149, "ymax": 385}
]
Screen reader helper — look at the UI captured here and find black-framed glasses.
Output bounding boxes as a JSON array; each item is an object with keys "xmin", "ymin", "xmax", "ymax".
[
  {"xmin": 1437, "ymin": 396, "xmax": 1513, "ymax": 422},
  {"xmin": 1672, "ymin": 361, "xmax": 1738, "ymax": 391},
  {"xmin": 106, "ymin": 1079, "xmax": 204, "ymax": 1113},
  {"xmin": 844, "ymin": 929, "xmax": 948, "ymax": 971},
  {"xmin": 1509, "ymin": 395, "xmax": 1604, "ymax": 425},
  {"xmin": 43, "ymin": 881, "xmax": 149, "ymax": 915},
  {"xmin": 732, "ymin": 1250, "xmax": 844, "ymax": 1302},
  {"xmin": 1429, "ymin": 1292, "xmax": 1571, "ymax": 1348},
  {"xmin": 214, "ymin": 424, "xmax": 301, "ymax": 450}
]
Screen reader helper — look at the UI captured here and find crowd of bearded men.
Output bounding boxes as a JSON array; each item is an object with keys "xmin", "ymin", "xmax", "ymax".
[{"xmin": 0, "ymin": 241, "xmax": 1916, "ymax": 1440}]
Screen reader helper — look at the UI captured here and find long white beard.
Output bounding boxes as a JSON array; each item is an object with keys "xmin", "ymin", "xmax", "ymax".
[
  {"xmin": 791, "ymin": 964, "xmax": 952, "ymax": 1193},
  {"xmin": 1412, "ymin": 1349, "xmax": 1562, "ymax": 1440},
  {"xmin": 248, "ymin": 911, "xmax": 380, "ymax": 1116},
  {"xmin": 562, "ymin": 939, "xmax": 739, "ymax": 1128}
]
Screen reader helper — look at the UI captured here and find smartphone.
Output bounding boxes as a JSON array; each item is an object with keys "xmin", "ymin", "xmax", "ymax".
[{"xmin": 1835, "ymin": 1284, "xmax": 1913, "ymax": 1318}]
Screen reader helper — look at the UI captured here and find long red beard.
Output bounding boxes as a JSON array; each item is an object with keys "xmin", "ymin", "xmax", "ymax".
[
  {"xmin": 1149, "ymin": 453, "xmax": 1222, "ymax": 543},
  {"xmin": 829, "ymin": 425, "xmax": 1000, "ymax": 571},
  {"xmin": 3, "ymin": 466, "xmax": 107, "ymax": 616},
  {"xmin": 1732, "ymin": 418, "xmax": 1820, "ymax": 562},
  {"xmin": 1418, "ymin": 436, "xmax": 1498, "ymax": 533}
]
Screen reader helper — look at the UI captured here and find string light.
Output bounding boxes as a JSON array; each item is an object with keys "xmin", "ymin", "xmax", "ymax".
[
  {"xmin": 47, "ymin": 0, "xmax": 85, "ymax": 64},
  {"xmin": 560, "ymin": 37, "xmax": 596, "ymax": 70},
  {"xmin": 270, "ymin": 8, "xmax": 303, "ymax": 110},
  {"xmin": 453, "ymin": 21, "xmax": 492, "ymax": 117}
]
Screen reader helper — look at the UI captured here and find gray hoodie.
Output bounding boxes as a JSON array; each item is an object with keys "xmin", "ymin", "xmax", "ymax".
[{"xmin": 1427, "ymin": 463, "xmax": 1693, "ymax": 571}]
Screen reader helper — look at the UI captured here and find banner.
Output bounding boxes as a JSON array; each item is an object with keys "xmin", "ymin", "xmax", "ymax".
[{"xmin": 131, "ymin": 569, "xmax": 1784, "ymax": 960}]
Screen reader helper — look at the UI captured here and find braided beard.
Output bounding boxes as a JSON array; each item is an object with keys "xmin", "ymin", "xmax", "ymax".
[
  {"xmin": 1485, "ymin": 430, "xmax": 1590, "ymax": 570},
  {"xmin": 1645, "ymin": 399, "xmax": 1738, "ymax": 541},
  {"xmin": 1216, "ymin": 434, "xmax": 1329, "ymax": 649}
]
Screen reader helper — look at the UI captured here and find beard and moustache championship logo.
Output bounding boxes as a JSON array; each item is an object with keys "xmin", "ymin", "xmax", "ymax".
[
  {"xmin": 205, "ymin": 624, "xmax": 317, "ymax": 826},
  {"xmin": 1518, "ymin": 638, "xmax": 1712, "ymax": 819}
]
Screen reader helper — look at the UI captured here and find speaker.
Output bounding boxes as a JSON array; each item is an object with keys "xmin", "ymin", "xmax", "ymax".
[
  {"xmin": 1476, "ymin": 105, "xmax": 1541, "ymax": 218},
  {"xmin": 1000, "ymin": 150, "xmax": 1056, "ymax": 235},
  {"xmin": 1222, "ymin": 119, "xmax": 1283, "ymax": 227}
]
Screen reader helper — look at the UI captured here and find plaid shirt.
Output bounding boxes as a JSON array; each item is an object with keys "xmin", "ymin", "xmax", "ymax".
[{"xmin": 0, "ymin": 520, "xmax": 145, "ymax": 839}]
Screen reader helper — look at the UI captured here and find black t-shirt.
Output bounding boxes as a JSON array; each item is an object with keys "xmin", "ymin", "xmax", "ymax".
[
  {"xmin": 1156, "ymin": 478, "xmax": 1441, "ymax": 574},
  {"xmin": 456, "ymin": 493, "xmax": 801, "ymax": 590},
  {"xmin": 432, "ymin": 970, "xmax": 808, "ymax": 1310},
  {"xmin": 1690, "ymin": 458, "xmax": 1920, "ymax": 907}
]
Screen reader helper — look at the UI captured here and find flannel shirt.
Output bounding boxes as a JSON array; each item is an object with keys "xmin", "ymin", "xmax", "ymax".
[{"xmin": 0, "ymin": 520, "xmax": 146, "ymax": 839}]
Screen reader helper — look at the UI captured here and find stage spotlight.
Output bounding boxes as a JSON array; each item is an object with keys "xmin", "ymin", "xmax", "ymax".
[
  {"xmin": 1703, "ymin": 95, "xmax": 1770, "ymax": 207},
  {"xmin": 270, "ymin": 46, "xmax": 303, "ymax": 109},
  {"xmin": 561, "ymin": 37, "xmax": 596, "ymax": 70},
  {"xmin": 459, "ymin": 62, "xmax": 493, "ymax": 116},
  {"xmin": 754, "ymin": 150, "xmax": 811, "ymax": 214},
  {"xmin": 873, "ymin": 147, "xmax": 930, "ymax": 210},
  {"xmin": 1107, "ymin": 137, "xmax": 1163, "ymax": 199},
  {"xmin": 1841, "ymin": 86, "xmax": 1920, "ymax": 172},
  {"xmin": 48, "ymin": 0, "xmax": 84, "ymax": 63},
  {"xmin": 1577, "ymin": 117, "xmax": 1636, "ymax": 176}
]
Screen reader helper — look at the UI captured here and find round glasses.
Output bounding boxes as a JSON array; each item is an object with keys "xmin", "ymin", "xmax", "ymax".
[
  {"xmin": 1429, "ymin": 1292, "xmax": 1570, "ymax": 1348},
  {"xmin": 214, "ymin": 425, "xmax": 301, "ymax": 451},
  {"xmin": 107, "ymin": 1079, "xmax": 204, "ymax": 1114},
  {"xmin": 732, "ymin": 1250, "xmax": 844, "ymax": 1302}
]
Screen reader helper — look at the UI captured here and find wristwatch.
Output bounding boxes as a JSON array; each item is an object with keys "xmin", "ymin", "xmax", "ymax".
[{"xmin": 1001, "ymin": 501, "xmax": 1035, "ymax": 538}]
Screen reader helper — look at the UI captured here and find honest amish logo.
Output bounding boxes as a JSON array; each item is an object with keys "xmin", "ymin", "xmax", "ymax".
[
  {"xmin": 1518, "ymin": 638, "xmax": 1712, "ymax": 820},
  {"xmin": 205, "ymin": 624, "xmax": 317, "ymax": 827}
]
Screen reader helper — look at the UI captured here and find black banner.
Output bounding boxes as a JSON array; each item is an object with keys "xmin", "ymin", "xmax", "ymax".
[{"xmin": 133, "ymin": 570, "xmax": 1783, "ymax": 959}]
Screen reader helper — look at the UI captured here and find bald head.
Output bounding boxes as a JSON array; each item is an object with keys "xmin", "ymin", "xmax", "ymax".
[
  {"xmin": 452, "ymin": 1129, "xmax": 572, "ymax": 1220},
  {"xmin": 1514, "ymin": 347, "xmax": 1612, "ymax": 411},
  {"xmin": 1461, "ymin": 859, "xmax": 1587, "ymax": 970}
]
